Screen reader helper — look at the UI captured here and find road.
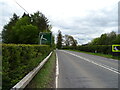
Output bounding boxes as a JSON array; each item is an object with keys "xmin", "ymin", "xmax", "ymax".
[{"xmin": 56, "ymin": 50, "xmax": 119, "ymax": 88}]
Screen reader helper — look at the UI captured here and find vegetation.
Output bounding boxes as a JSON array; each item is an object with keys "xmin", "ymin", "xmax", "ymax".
[
  {"xmin": 62, "ymin": 31, "xmax": 120, "ymax": 58},
  {"xmin": 2, "ymin": 44, "xmax": 52, "ymax": 90},
  {"xmin": 2, "ymin": 11, "xmax": 55, "ymax": 90},
  {"xmin": 89, "ymin": 31, "xmax": 120, "ymax": 45},
  {"xmin": 2, "ymin": 11, "xmax": 52, "ymax": 44},
  {"xmin": 25, "ymin": 51, "xmax": 56, "ymax": 89},
  {"xmin": 63, "ymin": 45, "xmax": 111, "ymax": 54},
  {"xmin": 56, "ymin": 30, "xmax": 77, "ymax": 49},
  {"xmin": 63, "ymin": 34, "xmax": 77, "ymax": 47},
  {"xmin": 56, "ymin": 30, "xmax": 63, "ymax": 49}
]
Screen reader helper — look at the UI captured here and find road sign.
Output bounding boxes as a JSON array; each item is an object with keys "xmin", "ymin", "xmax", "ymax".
[
  {"xmin": 112, "ymin": 45, "xmax": 120, "ymax": 52},
  {"xmin": 39, "ymin": 32, "xmax": 52, "ymax": 45}
]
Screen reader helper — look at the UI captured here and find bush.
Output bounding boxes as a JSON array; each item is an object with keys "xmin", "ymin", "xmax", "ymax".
[
  {"xmin": 2, "ymin": 44, "xmax": 52, "ymax": 90},
  {"xmin": 62, "ymin": 45, "xmax": 120, "ymax": 56}
]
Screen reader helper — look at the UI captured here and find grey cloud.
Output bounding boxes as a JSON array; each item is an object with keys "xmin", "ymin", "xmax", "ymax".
[
  {"xmin": 0, "ymin": 1, "xmax": 24, "ymax": 32},
  {"xmin": 73, "ymin": 5, "xmax": 117, "ymax": 28},
  {"xmin": 52, "ymin": 5, "xmax": 117, "ymax": 44},
  {"xmin": 0, "ymin": 1, "xmax": 117, "ymax": 44}
]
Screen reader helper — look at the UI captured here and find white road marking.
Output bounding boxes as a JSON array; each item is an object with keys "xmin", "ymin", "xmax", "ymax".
[
  {"xmin": 62, "ymin": 50, "xmax": 120, "ymax": 74},
  {"xmin": 56, "ymin": 51, "xmax": 59, "ymax": 88},
  {"xmin": 109, "ymin": 59, "xmax": 118, "ymax": 62}
]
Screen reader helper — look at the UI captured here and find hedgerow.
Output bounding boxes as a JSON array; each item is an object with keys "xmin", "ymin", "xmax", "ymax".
[
  {"xmin": 2, "ymin": 44, "xmax": 52, "ymax": 90},
  {"xmin": 62, "ymin": 45, "xmax": 120, "ymax": 56}
]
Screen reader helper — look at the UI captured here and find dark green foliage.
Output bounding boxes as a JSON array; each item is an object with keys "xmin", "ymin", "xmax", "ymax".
[
  {"xmin": 22, "ymin": 12, "xmax": 29, "ymax": 18},
  {"xmin": 2, "ymin": 12, "xmax": 52, "ymax": 44},
  {"xmin": 12, "ymin": 24, "xmax": 38, "ymax": 44},
  {"xmin": 2, "ymin": 13, "xmax": 19, "ymax": 43},
  {"xmin": 62, "ymin": 32, "xmax": 120, "ymax": 57},
  {"xmin": 51, "ymin": 35, "xmax": 56, "ymax": 49},
  {"xmin": 56, "ymin": 30, "xmax": 63, "ymax": 49},
  {"xmin": 113, "ymin": 34, "xmax": 120, "ymax": 44},
  {"xmin": 31, "ymin": 11, "xmax": 50, "ymax": 32},
  {"xmin": 90, "ymin": 31, "xmax": 119, "ymax": 45},
  {"xmin": 62, "ymin": 45, "xmax": 120, "ymax": 57},
  {"xmin": 2, "ymin": 44, "xmax": 52, "ymax": 90}
]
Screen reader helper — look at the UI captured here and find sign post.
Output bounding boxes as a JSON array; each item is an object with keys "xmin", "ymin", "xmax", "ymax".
[
  {"xmin": 39, "ymin": 32, "xmax": 52, "ymax": 45},
  {"xmin": 112, "ymin": 45, "xmax": 120, "ymax": 52}
]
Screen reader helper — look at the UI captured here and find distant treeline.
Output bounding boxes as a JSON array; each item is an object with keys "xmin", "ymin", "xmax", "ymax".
[
  {"xmin": 62, "ymin": 31, "xmax": 120, "ymax": 56},
  {"xmin": 89, "ymin": 31, "xmax": 120, "ymax": 45}
]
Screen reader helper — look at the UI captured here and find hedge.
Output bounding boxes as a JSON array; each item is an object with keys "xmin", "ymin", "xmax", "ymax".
[
  {"xmin": 62, "ymin": 45, "xmax": 120, "ymax": 56},
  {"xmin": 2, "ymin": 44, "xmax": 52, "ymax": 90}
]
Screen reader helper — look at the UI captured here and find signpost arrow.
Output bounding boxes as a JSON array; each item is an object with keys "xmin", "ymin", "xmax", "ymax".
[
  {"xmin": 39, "ymin": 32, "xmax": 52, "ymax": 45},
  {"xmin": 112, "ymin": 45, "xmax": 120, "ymax": 52}
]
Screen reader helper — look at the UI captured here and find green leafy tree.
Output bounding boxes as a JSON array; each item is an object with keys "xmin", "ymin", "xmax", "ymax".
[
  {"xmin": 2, "ymin": 11, "xmax": 52, "ymax": 44},
  {"xmin": 90, "ymin": 37, "xmax": 100, "ymax": 45},
  {"xmin": 51, "ymin": 35, "xmax": 55, "ymax": 48},
  {"xmin": 113, "ymin": 34, "xmax": 120, "ymax": 44},
  {"xmin": 12, "ymin": 16, "xmax": 38, "ymax": 44},
  {"xmin": 22, "ymin": 12, "xmax": 29, "ymax": 18},
  {"xmin": 107, "ymin": 31, "xmax": 116, "ymax": 45},
  {"xmin": 2, "ymin": 13, "xmax": 19, "ymax": 43},
  {"xmin": 99, "ymin": 34, "xmax": 107, "ymax": 45},
  {"xmin": 31, "ymin": 11, "xmax": 51, "ymax": 32},
  {"xmin": 89, "ymin": 31, "xmax": 117, "ymax": 45},
  {"xmin": 57, "ymin": 30, "xmax": 63, "ymax": 49}
]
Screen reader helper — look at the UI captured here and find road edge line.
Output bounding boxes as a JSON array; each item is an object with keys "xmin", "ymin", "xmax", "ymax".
[
  {"xmin": 62, "ymin": 50, "xmax": 120, "ymax": 74},
  {"xmin": 55, "ymin": 50, "xmax": 59, "ymax": 88}
]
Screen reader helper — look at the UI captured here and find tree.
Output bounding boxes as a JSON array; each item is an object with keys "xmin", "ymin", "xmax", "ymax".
[
  {"xmin": 64, "ymin": 35, "xmax": 77, "ymax": 46},
  {"xmin": 57, "ymin": 30, "xmax": 63, "ymax": 49},
  {"xmin": 90, "ymin": 37, "xmax": 100, "ymax": 45},
  {"xmin": 31, "ymin": 11, "xmax": 51, "ymax": 32},
  {"xmin": 12, "ymin": 16, "xmax": 38, "ymax": 44},
  {"xmin": 2, "ymin": 13, "xmax": 19, "ymax": 43},
  {"xmin": 113, "ymin": 34, "xmax": 120, "ymax": 44},
  {"xmin": 2, "ymin": 11, "xmax": 52, "ymax": 44},
  {"xmin": 22, "ymin": 12, "xmax": 29, "ymax": 18},
  {"xmin": 51, "ymin": 35, "xmax": 55, "ymax": 48},
  {"xmin": 99, "ymin": 34, "xmax": 107, "ymax": 45},
  {"xmin": 89, "ymin": 31, "xmax": 117, "ymax": 45},
  {"xmin": 107, "ymin": 31, "xmax": 116, "ymax": 45},
  {"xmin": 64, "ymin": 35, "xmax": 70, "ymax": 46}
]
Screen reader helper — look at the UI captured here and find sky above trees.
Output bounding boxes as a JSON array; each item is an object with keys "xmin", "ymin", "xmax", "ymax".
[{"xmin": 1, "ymin": 0, "xmax": 119, "ymax": 44}]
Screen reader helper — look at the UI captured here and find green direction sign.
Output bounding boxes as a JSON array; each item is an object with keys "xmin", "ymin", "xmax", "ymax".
[
  {"xmin": 39, "ymin": 32, "xmax": 52, "ymax": 45},
  {"xmin": 112, "ymin": 45, "xmax": 120, "ymax": 52}
]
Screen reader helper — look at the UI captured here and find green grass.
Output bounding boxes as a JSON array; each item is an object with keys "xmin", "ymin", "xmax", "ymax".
[
  {"xmin": 66, "ymin": 49, "xmax": 120, "ymax": 60},
  {"xmin": 25, "ymin": 51, "xmax": 56, "ymax": 89}
]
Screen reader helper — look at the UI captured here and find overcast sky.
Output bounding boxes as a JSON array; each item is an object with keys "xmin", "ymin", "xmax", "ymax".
[{"xmin": 0, "ymin": 0, "xmax": 119, "ymax": 44}]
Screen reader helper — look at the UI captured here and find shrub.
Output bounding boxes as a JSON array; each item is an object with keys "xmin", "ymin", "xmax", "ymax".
[
  {"xmin": 2, "ymin": 44, "xmax": 52, "ymax": 90},
  {"xmin": 62, "ymin": 45, "xmax": 120, "ymax": 56}
]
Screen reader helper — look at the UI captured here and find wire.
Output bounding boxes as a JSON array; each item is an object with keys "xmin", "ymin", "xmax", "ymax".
[{"xmin": 14, "ymin": 0, "xmax": 29, "ymax": 14}]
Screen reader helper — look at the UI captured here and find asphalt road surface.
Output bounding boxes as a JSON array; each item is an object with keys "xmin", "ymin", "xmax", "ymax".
[{"xmin": 56, "ymin": 50, "xmax": 119, "ymax": 88}]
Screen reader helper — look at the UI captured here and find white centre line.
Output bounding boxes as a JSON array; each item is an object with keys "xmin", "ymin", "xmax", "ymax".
[
  {"xmin": 56, "ymin": 51, "xmax": 59, "ymax": 88},
  {"xmin": 62, "ymin": 50, "xmax": 120, "ymax": 74}
]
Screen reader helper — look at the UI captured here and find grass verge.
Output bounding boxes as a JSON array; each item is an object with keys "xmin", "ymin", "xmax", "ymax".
[
  {"xmin": 66, "ymin": 49, "xmax": 120, "ymax": 60},
  {"xmin": 25, "ymin": 51, "xmax": 56, "ymax": 89}
]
